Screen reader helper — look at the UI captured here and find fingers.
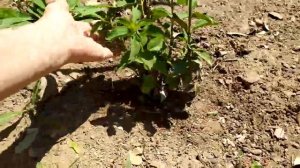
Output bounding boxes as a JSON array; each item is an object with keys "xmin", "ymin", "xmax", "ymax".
[
  {"xmin": 84, "ymin": 38, "xmax": 114, "ymax": 60},
  {"xmin": 71, "ymin": 38, "xmax": 113, "ymax": 63}
]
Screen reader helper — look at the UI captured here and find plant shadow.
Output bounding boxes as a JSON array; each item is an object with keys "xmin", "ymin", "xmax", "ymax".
[{"xmin": 0, "ymin": 66, "xmax": 194, "ymax": 167}]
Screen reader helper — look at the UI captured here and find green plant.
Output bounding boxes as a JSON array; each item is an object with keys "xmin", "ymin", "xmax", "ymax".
[
  {"xmin": 0, "ymin": 0, "xmax": 217, "ymax": 102},
  {"xmin": 93, "ymin": 0, "xmax": 217, "ymax": 101}
]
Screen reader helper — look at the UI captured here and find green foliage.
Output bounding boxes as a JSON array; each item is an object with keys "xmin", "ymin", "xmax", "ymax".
[
  {"xmin": 251, "ymin": 161, "xmax": 263, "ymax": 168},
  {"xmin": 1, "ymin": 0, "xmax": 217, "ymax": 102},
  {"xmin": 0, "ymin": 111, "xmax": 22, "ymax": 126}
]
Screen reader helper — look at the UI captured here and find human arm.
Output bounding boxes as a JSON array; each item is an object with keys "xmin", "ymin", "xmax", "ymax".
[{"xmin": 0, "ymin": 0, "xmax": 113, "ymax": 100}]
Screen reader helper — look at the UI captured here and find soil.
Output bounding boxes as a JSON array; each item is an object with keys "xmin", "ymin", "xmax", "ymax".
[{"xmin": 0, "ymin": 0, "xmax": 300, "ymax": 167}]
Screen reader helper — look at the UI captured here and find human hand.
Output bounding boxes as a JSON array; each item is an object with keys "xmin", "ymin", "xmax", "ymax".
[{"xmin": 35, "ymin": 0, "xmax": 113, "ymax": 65}]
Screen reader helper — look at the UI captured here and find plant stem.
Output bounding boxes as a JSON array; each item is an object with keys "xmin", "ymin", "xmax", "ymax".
[
  {"xmin": 187, "ymin": 0, "xmax": 192, "ymax": 45},
  {"xmin": 187, "ymin": 0, "xmax": 193, "ymax": 56},
  {"xmin": 169, "ymin": 0, "xmax": 174, "ymax": 57},
  {"xmin": 141, "ymin": 0, "xmax": 145, "ymax": 18}
]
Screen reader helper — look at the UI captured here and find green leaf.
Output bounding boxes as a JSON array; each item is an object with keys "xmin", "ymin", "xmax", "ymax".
[
  {"xmin": 176, "ymin": 12, "xmax": 188, "ymax": 20},
  {"xmin": 166, "ymin": 76, "xmax": 180, "ymax": 89},
  {"xmin": 26, "ymin": 7, "xmax": 42, "ymax": 19},
  {"xmin": 115, "ymin": 0, "xmax": 127, "ymax": 7},
  {"xmin": 192, "ymin": 12, "xmax": 217, "ymax": 30},
  {"xmin": 140, "ymin": 34, "xmax": 148, "ymax": 46},
  {"xmin": 30, "ymin": 0, "xmax": 46, "ymax": 9},
  {"xmin": 192, "ymin": 0, "xmax": 197, "ymax": 8},
  {"xmin": 69, "ymin": 140, "xmax": 80, "ymax": 154},
  {"xmin": 172, "ymin": 13, "xmax": 188, "ymax": 31},
  {"xmin": 251, "ymin": 161, "xmax": 263, "ymax": 168},
  {"xmin": 129, "ymin": 36, "xmax": 141, "ymax": 61},
  {"xmin": 151, "ymin": 7, "xmax": 171, "ymax": 19},
  {"xmin": 0, "ymin": 111, "xmax": 22, "ymax": 126},
  {"xmin": 143, "ymin": 24, "xmax": 164, "ymax": 37},
  {"xmin": 138, "ymin": 19, "xmax": 153, "ymax": 28},
  {"xmin": 119, "ymin": 51, "xmax": 130, "ymax": 69},
  {"xmin": 31, "ymin": 80, "xmax": 41, "ymax": 105},
  {"xmin": 73, "ymin": 6, "xmax": 101, "ymax": 19},
  {"xmin": 116, "ymin": 18, "xmax": 131, "ymax": 27},
  {"xmin": 131, "ymin": 6, "xmax": 141, "ymax": 22},
  {"xmin": 67, "ymin": 0, "xmax": 80, "ymax": 9},
  {"xmin": 147, "ymin": 36, "xmax": 164, "ymax": 51},
  {"xmin": 0, "ymin": 8, "xmax": 29, "ymax": 19},
  {"xmin": 195, "ymin": 50, "xmax": 213, "ymax": 66},
  {"xmin": 177, "ymin": 0, "xmax": 187, "ymax": 5},
  {"xmin": 137, "ymin": 52, "xmax": 157, "ymax": 70},
  {"xmin": 15, "ymin": 128, "xmax": 39, "ymax": 154},
  {"xmin": 153, "ymin": 60, "xmax": 168, "ymax": 75},
  {"xmin": 141, "ymin": 75, "xmax": 156, "ymax": 94},
  {"xmin": 173, "ymin": 60, "xmax": 189, "ymax": 75},
  {"xmin": 107, "ymin": 26, "xmax": 129, "ymax": 40},
  {"xmin": 0, "ymin": 17, "xmax": 32, "ymax": 29}
]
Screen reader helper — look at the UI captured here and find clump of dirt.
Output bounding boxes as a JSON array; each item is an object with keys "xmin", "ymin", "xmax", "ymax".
[{"xmin": 0, "ymin": 0, "xmax": 299, "ymax": 167}]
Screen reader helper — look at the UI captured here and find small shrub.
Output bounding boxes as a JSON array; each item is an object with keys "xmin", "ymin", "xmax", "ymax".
[{"xmin": 0, "ymin": 0, "xmax": 217, "ymax": 102}]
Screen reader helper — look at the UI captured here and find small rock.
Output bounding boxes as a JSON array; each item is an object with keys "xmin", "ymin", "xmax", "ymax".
[
  {"xmin": 129, "ymin": 151, "xmax": 143, "ymax": 165},
  {"xmin": 224, "ymin": 79, "xmax": 233, "ymax": 85},
  {"xmin": 219, "ymin": 117, "xmax": 226, "ymax": 124},
  {"xmin": 223, "ymin": 139, "xmax": 235, "ymax": 147},
  {"xmin": 254, "ymin": 18, "xmax": 264, "ymax": 26},
  {"xmin": 149, "ymin": 160, "xmax": 166, "ymax": 168},
  {"xmin": 263, "ymin": 23, "xmax": 270, "ymax": 32},
  {"xmin": 207, "ymin": 111, "xmax": 219, "ymax": 116},
  {"xmin": 297, "ymin": 113, "xmax": 300, "ymax": 126},
  {"xmin": 202, "ymin": 151, "xmax": 214, "ymax": 159},
  {"xmin": 282, "ymin": 62, "xmax": 290, "ymax": 68},
  {"xmin": 293, "ymin": 155, "xmax": 300, "ymax": 167},
  {"xmin": 274, "ymin": 127, "xmax": 286, "ymax": 139},
  {"xmin": 69, "ymin": 72, "xmax": 82, "ymax": 79},
  {"xmin": 249, "ymin": 20, "xmax": 256, "ymax": 26},
  {"xmin": 240, "ymin": 71, "xmax": 261, "ymax": 84},
  {"xmin": 215, "ymin": 50, "xmax": 228, "ymax": 57},
  {"xmin": 268, "ymin": 12, "xmax": 283, "ymax": 20},
  {"xmin": 236, "ymin": 134, "xmax": 247, "ymax": 143},
  {"xmin": 250, "ymin": 149, "xmax": 263, "ymax": 155},
  {"xmin": 291, "ymin": 142, "xmax": 300, "ymax": 149},
  {"xmin": 218, "ymin": 79, "xmax": 225, "ymax": 85},
  {"xmin": 227, "ymin": 32, "xmax": 248, "ymax": 37},
  {"xmin": 283, "ymin": 90, "xmax": 295, "ymax": 98},
  {"xmin": 293, "ymin": 46, "xmax": 300, "ymax": 52},
  {"xmin": 132, "ymin": 147, "xmax": 143, "ymax": 155},
  {"xmin": 291, "ymin": 16, "xmax": 296, "ymax": 22}
]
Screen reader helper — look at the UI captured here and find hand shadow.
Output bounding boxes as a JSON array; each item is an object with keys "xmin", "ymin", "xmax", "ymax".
[{"xmin": 0, "ymin": 66, "xmax": 194, "ymax": 167}]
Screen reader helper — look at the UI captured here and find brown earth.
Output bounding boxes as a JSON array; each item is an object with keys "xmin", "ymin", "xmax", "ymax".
[{"xmin": 0, "ymin": 0, "xmax": 300, "ymax": 167}]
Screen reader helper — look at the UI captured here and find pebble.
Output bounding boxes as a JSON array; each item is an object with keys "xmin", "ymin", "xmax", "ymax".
[
  {"xmin": 240, "ymin": 71, "xmax": 261, "ymax": 84},
  {"xmin": 250, "ymin": 149, "xmax": 263, "ymax": 155},
  {"xmin": 293, "ymin": 46, "xmax": 300, "ymax": 52},
  {"xmin": 293, "ymin": 155, "xmax": 300, "ymax": 167},
  {"xmin": 268, "ymin": 12, "xmax": 284, "ymax": 20},
  {"xmin": 291, "ymin": 142, "xmax": 300, "ymax": 149},
  {"xmin": 254, "ymin": 18, "xmax": 264, "ymax": 26},
  {"xmin": 274, "ymin": 127, "xmax": 286, "ymax": 139}
]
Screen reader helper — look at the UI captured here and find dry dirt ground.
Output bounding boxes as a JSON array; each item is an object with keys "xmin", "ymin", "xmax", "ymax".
[{"xmin": 0, "ymin": 0, "xmax": 300, "ymax": 167}]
